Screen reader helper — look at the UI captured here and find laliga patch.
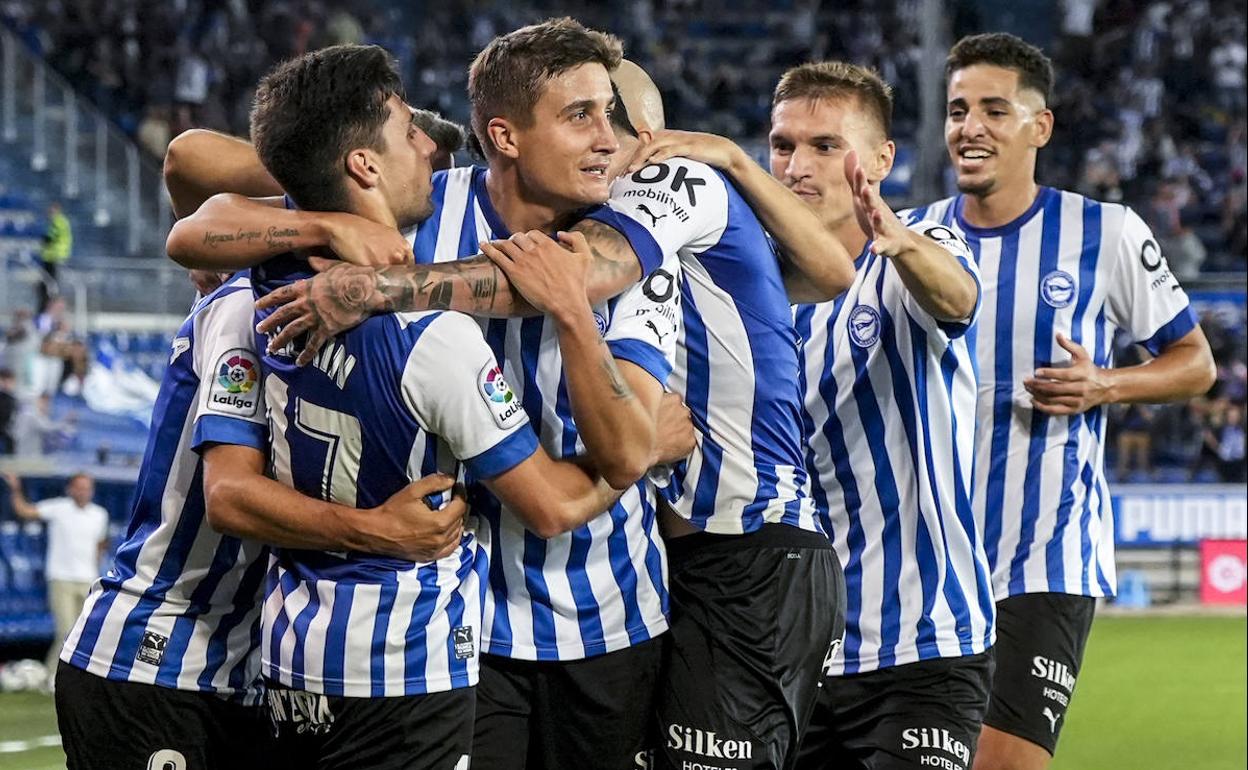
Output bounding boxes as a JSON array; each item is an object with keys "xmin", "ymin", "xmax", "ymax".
[
  {"xmin": 208, "ymin": 348, "xmax": 261, "ymax": 417},
  {"xmin": 477, "ymin": 363, "xmax": 525, "ymax": 429}
]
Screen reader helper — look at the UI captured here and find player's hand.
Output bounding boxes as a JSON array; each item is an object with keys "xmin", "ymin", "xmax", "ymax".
[
  {"xmin": 324, "ymin": 213, "xmax": 414, "ymax": 266},
  {"xmin": 188, "ymin": 269, "xmax": 229, "ymax": 296},
  {"xmin": 627, "ymin": 129, "xmax": 745, "ymax": 174},
  {"xmin": 1024, "ymin": 334, "xmax": 1113, "ymax": 415},
  {"xmin": 845, "ymin": 151, "xmax": 914, "ymax": 258},
  {"xmin": 652, "ymin": 392, "xmax": 696, "ymax": 465},
  {"xmin": 480, "ymin": 230, "xmax": 591, "ymax": 319},
  {"xmin": 361, "ymin": 474, "xmax": 467, "ymax": 562},
  {"xmin": 255, "ymin": 259, "xmax": 384, "ymax": 366}
]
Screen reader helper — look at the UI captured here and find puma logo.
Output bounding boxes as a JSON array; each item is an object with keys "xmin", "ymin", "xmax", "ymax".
[
  {"xmin": 645, "ymin": 319, "xmax": 668, "ymax": 343},
  {"xmin": 637, "ymin": 204, "xmax": 667, "ymax": 228},
  {"xmin": 1042, "ymin": 707, "xmax": 1062, "ymax": 733}
]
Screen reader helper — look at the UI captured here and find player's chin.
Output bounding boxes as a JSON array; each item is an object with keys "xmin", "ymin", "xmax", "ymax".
[{"xmin": 572, "ymin": 176, "xmax": 612, "ymax": 204}]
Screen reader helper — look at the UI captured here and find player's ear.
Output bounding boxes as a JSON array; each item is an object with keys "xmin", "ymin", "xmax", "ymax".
[
  {"xmin": 344, "ymin": 147, "xmax": 382, "ymax": 189},
  {"xmin": 868, "ymin": 139, "xmax": 896, "ymax": 185},
  {"xmin": 1032, "ymin": 108, "xmax": 1054, "ymax": 149},
  {"xmin": 486, "ymin": 117, "xmax": 520, "ymax": 160},
  {"xmin": 636, "ymin": 127, "xmax": 654, "ymax": 146}
]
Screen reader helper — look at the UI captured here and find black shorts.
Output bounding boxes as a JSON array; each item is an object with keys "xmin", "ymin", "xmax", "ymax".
[
  {"xmin": 472, "ymin": 639, "xmax": 663, "ymax": 770},
  {"xmin": 54, "ymin": 661, "xmax": 274, "ymax": 770},
  {"xmin": 654, "ymin": 524, "xmax": 846, "ymax": 770},
  {"xmin": 264, "ymin": 678, "xmax": 474, "ymax": 770},
  {"xmin": 797, "ymin": 652, "xmax": 994, "ymax": 770},
  {"xmin": 984, "ymin": 592, "xmax": 1096, "ymax": 755}
]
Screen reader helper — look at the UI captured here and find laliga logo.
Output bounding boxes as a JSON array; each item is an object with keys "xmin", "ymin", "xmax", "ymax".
[
  {"xmin": 1207, "ymin": 553, "xmax": 1247, "ymax": 593},
  {"xmin": 481, "ymin": 366, "xmax": 515, "ymax": 404},
  {"xmin": 217, "ymin": 355, "xmax": 257, "ymax": 394},
  {"xmin": 1041, "ymin": 270, "xmax": 1076, "ymax": 309}
]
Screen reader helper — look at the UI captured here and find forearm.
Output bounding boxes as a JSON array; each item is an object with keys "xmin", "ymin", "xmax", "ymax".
[
  {"xmin": 1104, "ymin": 336, "xmax": 1217, "ymax": 405},
  {"xmin": 889, "ymin": 234, "xmax": 978, "ymax": 322},
  {"xmin": 167, "ymin": 194, "xmax": 322, "ymax": 270},
  {"xmin": 722, "ymin": 152, "xmax": 855, "ymax": 302},
  {"xmin": 164, "ymin": 129, "xmax": 281, "ymax": 219},
  {"xmin": 552, "ymin": 308, "xmax": 657, "ymax": 489},
  {"xmin": 7, "ymin": 491, "xmax": 38, "ymax": 520},
  {"xmin": 368, "ymin": 256, "xmax": 537, "ymax": 317},
  {"xmin": 205, "ymin": 466, "xmax": 371, "ymax": 551}
]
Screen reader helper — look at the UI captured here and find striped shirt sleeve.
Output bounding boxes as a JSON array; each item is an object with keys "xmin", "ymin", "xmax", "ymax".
[{"xmin": 1107, "ymin": 206, "xmax": 1198, "ymax": 355}]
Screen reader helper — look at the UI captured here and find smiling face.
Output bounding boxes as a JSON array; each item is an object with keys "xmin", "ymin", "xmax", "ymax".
[
  {"xmin": 945, "ymin": 63, "xmax": 1053, "ymax": 198},
  {"xmin": 769, "ymin": 95, "xmax": 893, "ymax": 232},
  {"xmin": 506, "ymin": 62, "xmax": 619, "ymax": 209}
]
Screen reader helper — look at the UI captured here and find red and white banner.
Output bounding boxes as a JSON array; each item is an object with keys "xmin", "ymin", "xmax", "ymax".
[{"xmin": 1200, "ymin": 540, "xmax": 1248, "ymax": 605}]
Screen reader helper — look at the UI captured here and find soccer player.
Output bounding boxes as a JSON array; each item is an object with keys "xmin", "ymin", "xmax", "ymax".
[
  {"xmin": 241, "ymin": 44, "xmax": 682, "ymax": 768},
  {"xmin": 527, "ymin": 64, "xmax": 856, "ymax": 769},
  {"xmin": 161, "ymin": 25, "xmax": 682, "ymax": 768},
  {"xmin": 907, "ymin": 34, "xmax": 1217, "ymax": 770},
  {"xmin": 711, "ymin": 61, "xmax": 991, "ymax": 770},
  {"xmin": 47, "ymin": 267, "xmax": 468, "ymax": 769}
]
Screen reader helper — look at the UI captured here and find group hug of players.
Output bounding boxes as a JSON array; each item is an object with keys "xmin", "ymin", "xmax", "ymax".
[{"xmin": 47, "ymin": 16, "xmax": 1215, "ymax": 770}]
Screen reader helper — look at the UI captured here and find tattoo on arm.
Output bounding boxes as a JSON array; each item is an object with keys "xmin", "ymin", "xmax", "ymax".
[
  {"xmin": 599, "ymin": 342, "xmax": 634, "ymax": 401},
  {"xmin": 572, "ymin": 220, "xmax": 644, "ymax": 292},
  {"xmin": 201, "ymin": 225, "xmax": 297, "ymax": 252}
]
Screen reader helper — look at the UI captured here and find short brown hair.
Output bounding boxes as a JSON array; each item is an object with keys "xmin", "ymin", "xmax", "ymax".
[
  {"xmin": 468, "ymin": 17, "xmax": 623, "ymax": 156},
  {"xmin": 772, "ymin": 61, "xmax": 894, "ymax": 137},
  {"xmin": 946, "ymin": 33, "xmax": 1053, "ymax": 103},
  {"xmin": 250, "ymin": 45, "xmax": 403, "ymax": 213}
]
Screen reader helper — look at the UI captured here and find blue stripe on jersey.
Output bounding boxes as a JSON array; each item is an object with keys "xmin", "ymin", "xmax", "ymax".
[
  {"xmin": 566, "ymin": 527, "xmax": 607, "ymax": 659},
  {"xmin": 677, "ymin": 287, "xmax": 724, "ymax": 530},
  {"xmin": 464, "ymin": 429, "xmax": 538, "ymax": 480},
  {"xmin": 980, "ymin": 228, "xmax": 1020, "ymax": 573},
  {"xmin": 154, "ymin": 535, "xmax": 244, "ymax": 688},
  {"xmin": 289, "ymin": 580, "xmax": 323, "ymax": 691},
  {"xmin": 400, "ymin": 564, "xmax": 441, "ymax": 693},
  {"xmin": 604, "ymin": 485, "xmax": 650, "ymax": 647},
  {"xmin": 607, "ymin": 338, "xmax": 673, "ymax": 385},
  {"xmin": 412, "ymin": 171, "xmax": 450, "ymax": 258},
  {"xmin": 207, "ymin": 552, "xmax": 269, "ymax": 693},
  {"xmin": 266, "ymin": 564, "xmax": 300, "ymax": 684},
  {"xmin": 368, "ymin": 579, "xmax": 400, "ymax": 698},
  {"xmin": 323, "ymin": 581, "xmax": 354, "ymax": 687},
  {"xmin": 848, "ymin": 257, "xmax": 905, "ymax": 668},
  {"xmin": 1142, "ymin": 306, "xmax": 1199, "ymax": 356},
  {"xmin": 1009, "ymin": 191, "xmax": 1065, "ymax": 595},
  {"xmin": 442, "ymin": 545, "xmax": 476, "ymax": 689},
  {"xmin": 191, "ymin": 415, "xmax": 266, "ymax": 452},
  {"xmin": 899, "ymin": 316, "xmax": 941, "ymax": 655},
  {"xmin": 521, "ymin": 533, "xmax": 558, "ymax": 660},
  {"xmin": 1045, "ymin": 200, "xmax": 1102, "ymax": 592}
]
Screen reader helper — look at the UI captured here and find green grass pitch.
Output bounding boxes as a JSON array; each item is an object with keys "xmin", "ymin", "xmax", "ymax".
[{"xmin": 0, "ymin": 614, "xmax": 1243, "ymax": 769}]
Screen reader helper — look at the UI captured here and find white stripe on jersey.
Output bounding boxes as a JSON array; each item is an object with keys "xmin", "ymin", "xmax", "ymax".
[
  {"xmin": 414, "ymin": 166, "xmax": 672, "ymax": 661},
  {"xmin": 61, "ymin": 275, "xmax": 269, "ymax": 703},
  {"xmin": 905, "ymin": 188, "xmax": 1199, "ymax": 600},
  {"xmin": 794, "ymin": 222, "xmax": 995, "ymax": 675}
]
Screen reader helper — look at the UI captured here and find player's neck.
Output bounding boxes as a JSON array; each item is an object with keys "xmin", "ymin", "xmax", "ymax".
[
  {"xmin": 485, "ymin": 166, "xmax": 567, "ymax": 234},
  {"xmin": 960, "ymin": 179, "xmax": 1040, "ymax": 229},
  {"xmin": 829, "ymin": 214, "xmax": 869, "ymax": 260}
]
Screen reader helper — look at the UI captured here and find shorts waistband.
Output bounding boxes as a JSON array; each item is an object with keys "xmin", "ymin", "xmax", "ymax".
[{"xmin": 665, "ymin": 522, "xmax": 833, "ymax": 562}]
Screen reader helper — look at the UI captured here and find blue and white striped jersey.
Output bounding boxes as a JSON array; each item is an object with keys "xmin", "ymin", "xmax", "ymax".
[
  {"xmin": 906, "ymin": 188, "xmax": 1199, "ymax": 600},
  {"xmin": 794, "ymin": 220, "xmax": 995, "ymax": 675},
  {"xmin": 411, "ymin": 166, "xmax": 678, "ymax": 661},
  {"xmin": 255, "ymin": 259, "xmax": 542, "ymax": 695},
  {"xmin": 586, "ymin": 158, "xmax": 820, "ymax": 535},
  {"xmin": 61, "ymin": 273, "xmax": 270, "ymax": 703},
  {"xmin": 255, "ymin": 255, "xmax": 539, "ymax": 696}
]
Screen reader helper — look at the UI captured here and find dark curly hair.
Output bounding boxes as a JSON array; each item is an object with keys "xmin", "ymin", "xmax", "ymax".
[{"xmin": 946, "ymin": 33, "xmax": 1054, "ymax": 104}]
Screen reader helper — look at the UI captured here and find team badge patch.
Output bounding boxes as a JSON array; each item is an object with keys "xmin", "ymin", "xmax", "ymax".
[
  {"xmin": 478, "ymin": 363, "xmax": 525, "ymax": 429},
  {"xmin": 1040, "ymin": 270, "xmax": 1076, "ymax": 308},
  {"xmin": 848, "ymin": 305, "xmax": 881, "ymax": 348},
  {"xmin": 208, "ymin": 348, "xmax": 261, "ymax": 417}
]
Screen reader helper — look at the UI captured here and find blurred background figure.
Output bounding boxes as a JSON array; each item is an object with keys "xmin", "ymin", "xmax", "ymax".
[
  {"xmin": 4, "ymin": 472, "xmax": 109, "ymax": 688},
  {"xmin": 37, "ymin": 202, "xmax": 72, "ymax": 313}
]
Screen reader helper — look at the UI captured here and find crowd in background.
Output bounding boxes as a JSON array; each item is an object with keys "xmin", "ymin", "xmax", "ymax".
[
  {"xmin": 0, "ymin": 0, "xmax": 1245, "ymax": 481},
  {"xmin": 1, "ymin": 0, "xmax": 1242, "ymax": 274}
]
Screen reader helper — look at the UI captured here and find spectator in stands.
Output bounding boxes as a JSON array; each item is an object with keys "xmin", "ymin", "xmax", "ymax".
[
  {"xmin": 0, "ymin": 368, "xmax": 16, "ymax": 455},
  {"xmin": 12, "ymin": 394, "xmax": 75, "ymax": 457},
  {"xmin": 1153, "ymin": 399, "xmax": 1207, "ymax": 475},
  {"xmin": 1115, "ymin": 403, "xmax": 1156, "ymax": 481},
  {"xmin": 4, "ymin": 471, "xmax": 110, "ymax": 687},
  {"xmin": 38, "ymin": 202, "xmax": 72, "ymax": 313},
  {"xmin": 34, "ymin": 297, "xmax": 88, "ymax": 397},
  {"xmin": 0, "ymin": 309, "xmax": 38, "ymax": 396},
  {"xmin": 1207, "ymin": 401, "xmax": 1247, "ymax": 482}
]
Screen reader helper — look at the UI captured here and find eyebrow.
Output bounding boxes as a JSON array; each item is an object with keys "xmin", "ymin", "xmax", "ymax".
[
  {"xmin": 560, "ymin": 98, "xmax": 605, "ymax": 117},
  {"xmin": 948, "ymin": 96, "xmax": 1012, "ymax": 109},
  {"xmin": 769, "ymin": 132, "xmax": 843, "ymax": 145}
]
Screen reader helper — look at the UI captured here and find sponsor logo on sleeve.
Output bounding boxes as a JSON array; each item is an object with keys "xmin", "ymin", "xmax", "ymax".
[
  {"xmin": 1140, "ymin": 238, "xmax": 1164, "ymax": 272},
  {"xmin": 208, "ymin": 348, "xmax": 260, "ymax": 417},
  {"xmin": 901, "ymin": 727, "xmax": 972, "ymax": 770},
  {"xmin": 477, "ymin": 363, "xmax": 525, "ymax": 429},
  {"xmin": 922, "ymin": 224, "xmax": 972, "ymax": 258},
  {"xmin": 848, "ymin": 305, "xmax": 881, "ymax": 348},
  {"xmin": 169, "ymin": 337, "xmax": 191, "ymax": 365},
  {"xmin": 1040, "ymin": 270, "xmax": 1076, "ymax": 308}
]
